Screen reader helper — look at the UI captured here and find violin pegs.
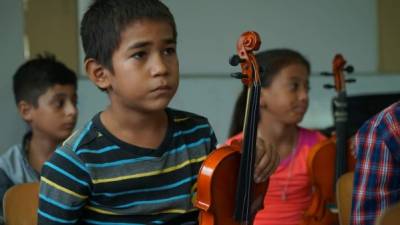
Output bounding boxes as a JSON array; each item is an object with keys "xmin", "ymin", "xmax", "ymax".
[
  {"xmin": 345, "ymin": 78, "xmax": 356, "ymax": 83},
  {"xmin": 344, "ymin": 65, "xmax": 354, "ymax": 73},
  {"xmin": 323, "ymin": 84, "xmax": 335, "ymax": 89},
  {"xmin": 229, "ymin": 54, "xmax": 245, "ymax": 66},
  {"xmin": 231, "ymin": 72, "xmax": 247, "ymax": 79}
]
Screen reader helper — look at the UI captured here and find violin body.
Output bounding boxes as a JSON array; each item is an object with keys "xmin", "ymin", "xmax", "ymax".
[
  {"xmin": 196, "ymin": 142, "xmax": 268, "ymax": 225},
  {"xmin": 302, "ymin": 136, "xmax": 356, "ymax": 225}
]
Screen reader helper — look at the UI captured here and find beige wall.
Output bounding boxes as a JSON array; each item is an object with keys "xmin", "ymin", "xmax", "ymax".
[
  {"xmin": 378, "ymin": 0, "xmax": 400, "ymax": 73},
  {"xmin": 25, "ymin": 0, "xmax": 78, "ymax": 72}
]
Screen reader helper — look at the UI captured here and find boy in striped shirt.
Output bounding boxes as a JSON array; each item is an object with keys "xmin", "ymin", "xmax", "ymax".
[{"xmin": 37, "ymin": 0, "xmax": 277, "ymax": 224}]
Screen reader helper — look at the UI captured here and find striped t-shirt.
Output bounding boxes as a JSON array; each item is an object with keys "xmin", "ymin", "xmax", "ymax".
[{"xmin": 38, "ymin": 108, "xmax": 217, "ymax": 225}]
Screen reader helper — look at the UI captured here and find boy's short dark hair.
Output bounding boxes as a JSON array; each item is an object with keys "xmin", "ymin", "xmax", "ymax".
[
  {"xmin": 13, "ymin": 54, "xmax": 77, "ymax": 106},
  {"xmin": 80, "ymin": 0, "xmax": 177, "ymax": 71}
]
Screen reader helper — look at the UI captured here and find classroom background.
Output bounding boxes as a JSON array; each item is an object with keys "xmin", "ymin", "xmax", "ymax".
[{"xmin": 1, "ymin": 0, "xmax": 399, "ymax": 152}]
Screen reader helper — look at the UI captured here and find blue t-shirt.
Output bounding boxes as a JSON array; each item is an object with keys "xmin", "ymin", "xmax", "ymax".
[{"xmin": 38, "ymin": 108, "xmax": 217, "ymax": 225}]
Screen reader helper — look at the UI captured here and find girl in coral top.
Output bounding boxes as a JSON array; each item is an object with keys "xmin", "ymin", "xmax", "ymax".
[{"xmin": 226, "ymin": 49, "xmax": 326, "ymax": 225}]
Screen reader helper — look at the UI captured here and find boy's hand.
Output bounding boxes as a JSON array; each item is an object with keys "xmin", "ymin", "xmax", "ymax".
[{"xmin": 254, "ymin": 137, "xmax": 279, "ymax": 183}]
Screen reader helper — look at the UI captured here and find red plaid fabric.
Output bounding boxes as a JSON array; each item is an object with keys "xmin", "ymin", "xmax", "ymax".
[{"xmin": 351, "ymin": 101, "xmax": 400, "ymax": 225}]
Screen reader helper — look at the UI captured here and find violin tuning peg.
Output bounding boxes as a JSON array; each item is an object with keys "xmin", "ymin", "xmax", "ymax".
[
  {"xmin": 324, "ymin": 84, "xmax": 335, "ymax": 89},
  {"xmin": 344, "ymin": 65, "xmax": 354, "ymax": 73},
  {"xmin": 321, "ymin": 72, "xmax": 332, "ymax": 76},
  {"xmin": 231, "ymin": 72, "xmax": 247, "ymax": 79},
  {"xmin": 346, "ymin": 78, "xmax": 356, "ymax": 83},
  {"xmin": 229, "ymin": 55, "xmax": 245, "ymax": 66}
]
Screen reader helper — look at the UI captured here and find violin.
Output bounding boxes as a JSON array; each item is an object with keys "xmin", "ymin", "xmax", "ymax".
[
  {"xmin": 195, "ymin": 31, "xmax": 268, "ymax": 225},
  {"xmin": 302, "ymin": 54, "xmax": 356, "ymax": 225}
]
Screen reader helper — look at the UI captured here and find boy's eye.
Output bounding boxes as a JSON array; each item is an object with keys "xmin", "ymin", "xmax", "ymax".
[
  {"xmin": 131, "ymin": 51, "xmax": 146, "ymax": 59},
  {"xmin": 289, "ymin": 82, "xmax": 299, "ymax": 91},
  {"xmin": 54, "ymin": 99, "xmax": 65, "ymax": 108},
  {"xmin": 163, "ymin": 47, "xmax": 176, "ymax": 55}
]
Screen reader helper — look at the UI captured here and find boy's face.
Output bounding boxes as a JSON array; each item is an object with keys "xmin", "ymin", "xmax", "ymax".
[
  {"xmin": 24, "ymin": 84, "xmax": 78, "ymax": 143},
  {"xmin": 106, "ymin": 19, "xmax": 179, "ymax": 113}
]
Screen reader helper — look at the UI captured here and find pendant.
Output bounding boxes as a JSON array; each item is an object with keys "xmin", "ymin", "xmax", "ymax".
[{"xmin": 281, "ymin": 192, "xmax": 287, "ymax": 201}]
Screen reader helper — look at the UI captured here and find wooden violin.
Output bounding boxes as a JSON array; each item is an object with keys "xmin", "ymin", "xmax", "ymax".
[
  {"xmin": 302, "ymin": 54, "xmax": 356, "ymax": 225},
  {"xmin": 195, "ymin": 31, "xmax": 268, "ymax": 225}
]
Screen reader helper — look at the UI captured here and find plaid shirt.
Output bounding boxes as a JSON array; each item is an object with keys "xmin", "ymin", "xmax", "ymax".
[{"xmin": 351, "ymin": 101, "xmax": 400, "ymax": 225}]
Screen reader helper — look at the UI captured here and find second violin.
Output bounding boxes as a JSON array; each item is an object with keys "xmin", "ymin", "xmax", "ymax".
[{"xmin": 302, "ymin": 54, "xmax": 356, "ymax": 225}]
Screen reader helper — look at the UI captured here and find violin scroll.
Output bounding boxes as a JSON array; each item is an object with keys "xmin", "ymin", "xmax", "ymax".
[
  {"xmin": 322, "ymin": 54, "xmax": 355, "ymax": 91},
  {"xmin": 230, "ymin": 32, "xmax": 261, "ymax": 86}
]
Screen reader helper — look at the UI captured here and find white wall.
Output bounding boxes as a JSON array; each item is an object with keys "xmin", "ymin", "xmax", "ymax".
[
  {"xmin": 164, "ymin": 0, "xmax": 377, "ymax": 74},
  {"xmin": 0, "ymin": 0, "xmax": 26, "ymax": 152},
  {"xmin": 74, "ymin": 0, "xmax": 381, "ymax": 143},
  {"xmin": 77, "ymin": 0, "xmax": 378, "ymax": 74},
  {"xmin": 76, "ymin": 73, "xmax": 400, "ymax": 143},
  {"xmin": 2, "ymin": 0, "xmax": 395, "ymax": 152},
  {"xmin": 301, "ymin": 73, "xmax": 400, "ymax": 129}
]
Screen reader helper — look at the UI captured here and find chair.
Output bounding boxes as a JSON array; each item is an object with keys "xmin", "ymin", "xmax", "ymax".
[
  {"xmin": 375, "ymin": 201, "xmax": 400, "ymax": 225},
  {"xmin": 3, "ymin": 182, "xmax": 40, "ymax": 225},
  {"xmin": 336, "ymin": 172, "xmax": 354, "ymax": 225}
]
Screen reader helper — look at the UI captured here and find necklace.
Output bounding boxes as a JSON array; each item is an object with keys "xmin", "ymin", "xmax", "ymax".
[{"xmin": 280, "ymin": 140, "xmax": 298, "ymax": 201}]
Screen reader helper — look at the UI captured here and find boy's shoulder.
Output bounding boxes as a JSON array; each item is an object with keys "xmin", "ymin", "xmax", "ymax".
[
  {"xmin": 61, "ymin": 119, "xmax": 99, "ymax": 152},
  {"xmin": 0, "ymin": 143, "xmax": 38, "ymax": 183},
  {"xmin": 59, "ymin": 109, "xmax": 214, "ymax": 153},
  {"xmin": 0, "ymin": 144, "xmax": 24, "ymax": 170},
  {"xmin": 359, "ymin": 101, "xmax": 400, "ymax": 135}
]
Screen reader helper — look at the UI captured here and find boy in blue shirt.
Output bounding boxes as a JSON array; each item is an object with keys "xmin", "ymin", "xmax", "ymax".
[
  {"xmin": 0, "ymin": 54, "xmax": 77, "ymax": 224},
  {"xmin": 38, "ymin": 0, "xmax": 277, "ymax": 224}
]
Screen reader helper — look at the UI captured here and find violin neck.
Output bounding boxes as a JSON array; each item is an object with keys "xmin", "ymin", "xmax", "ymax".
[
  {"xmin": 234, "ymin": 82, "xmax": 261, "ymax": 222},
  {"xmin": 333, "ymin": 91, "xmax": 348, "ymax": 181}
]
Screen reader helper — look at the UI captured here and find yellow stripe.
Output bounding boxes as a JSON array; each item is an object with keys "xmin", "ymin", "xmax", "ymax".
[
  {"xmin": 190, "ymin": 183, "xmax": 198, "ymax": 204},
  {"xmin": 191, "ymin": 183, "xmax": 197, "ymax": 193},
  {"xmin": 154, "ymin": 208, "xmax": 198, "ymax": 214},
  {"xmin": 41, "ymin": 177, "xmax": 88, "ymax": 199},
  {"xmin": 173, "ymin": 117, "xmax": 190, "ymax": 122},
  {"xmin": 92, "ymin": 156, "xmax": 206, "ymax": 184},
  {"xmin": 85, "ymin": 206, "xmax": 118, "ymax": 215}
]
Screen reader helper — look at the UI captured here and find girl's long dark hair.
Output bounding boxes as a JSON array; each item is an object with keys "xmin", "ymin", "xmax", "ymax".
[{"xmin": 228, "ymin": 49, "xmax": 310, "ymax": 137}]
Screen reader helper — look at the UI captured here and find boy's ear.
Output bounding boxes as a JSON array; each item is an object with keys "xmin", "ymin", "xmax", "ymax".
[
  {"xmin": 85, "ymin": 58, "xmax": 111, "ymax": 90},
  {"xmin": 17, "ymin": 100, "xmax": 34, "ymax": 122}
]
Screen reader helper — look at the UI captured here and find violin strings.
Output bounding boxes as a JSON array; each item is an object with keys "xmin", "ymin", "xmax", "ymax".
[{"xmin": 241, "ymin": 67, "xmax": 261, "ymax": 223}]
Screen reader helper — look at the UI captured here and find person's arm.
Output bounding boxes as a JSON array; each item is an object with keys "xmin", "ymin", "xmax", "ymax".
[
  {"xmin": 37, "ymin": 147, "xmax": 91, "ymax": 225},
  {"xmin": 223, "ymin": 133, "xmax": 280, "ymax": 183},
  {"xmin": 0, "ymin": 169, "xmax": 13, "ymax": 225},
  {"xmin": 254, "ymin": 137, "xmax": 279, "ymax": 183},
  {"xmin": 351, "ymin": 131, "xmax": 399, "ymax": 225}
]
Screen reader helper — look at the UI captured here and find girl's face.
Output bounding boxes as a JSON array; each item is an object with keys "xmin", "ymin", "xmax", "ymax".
[{"xmin": 260, "ymin": 63, "xmax": 310, "ymax": 125}]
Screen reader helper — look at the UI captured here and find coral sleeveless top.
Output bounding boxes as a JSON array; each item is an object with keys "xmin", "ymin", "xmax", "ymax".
[{"xmin": 225, "ymin": 127, "xmax": 325, "ymax": 225}]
